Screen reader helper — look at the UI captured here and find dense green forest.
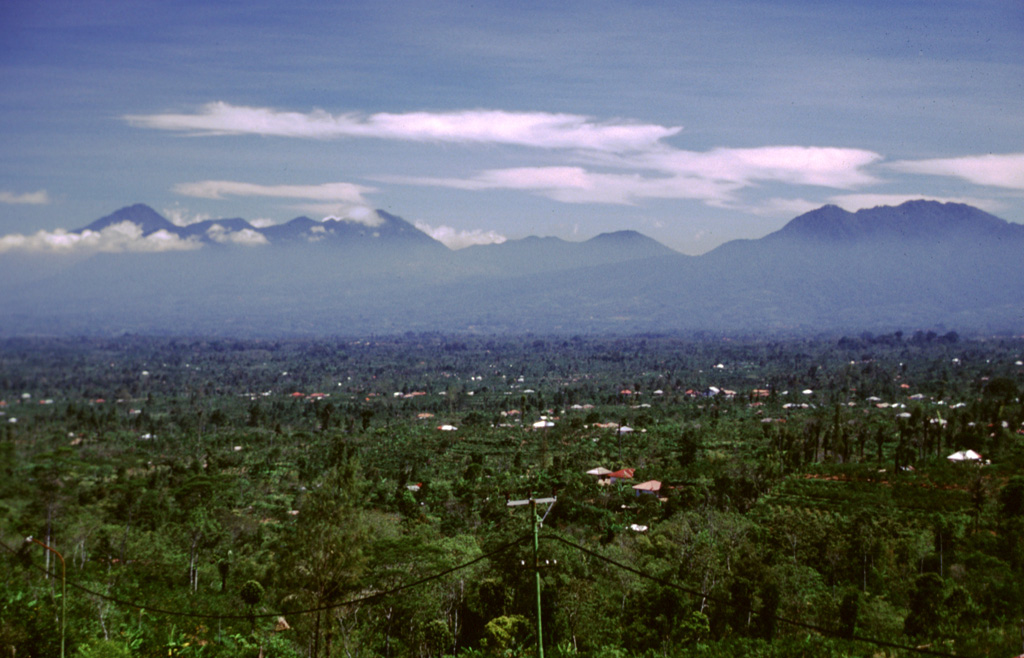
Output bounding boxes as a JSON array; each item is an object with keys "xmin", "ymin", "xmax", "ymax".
[{"xmin": 1, "ymin": 333, "xmax": 1023, "ymax": 658}]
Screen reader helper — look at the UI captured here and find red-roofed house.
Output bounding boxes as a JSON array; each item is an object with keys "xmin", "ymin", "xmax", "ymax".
[{"xmin": 607, "ymin": 468, "xmax": 635, "ymax": 482}]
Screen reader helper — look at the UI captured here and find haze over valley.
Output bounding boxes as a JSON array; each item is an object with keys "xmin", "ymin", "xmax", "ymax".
[{"xmin": 2, "ymin": 200, "xmax": 1021, "ymax": 336}]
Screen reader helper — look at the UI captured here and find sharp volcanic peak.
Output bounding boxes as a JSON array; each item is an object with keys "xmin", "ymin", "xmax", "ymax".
[{"xmin": 79, "ymin": 203, "xmax": 179, "ymax": 235}]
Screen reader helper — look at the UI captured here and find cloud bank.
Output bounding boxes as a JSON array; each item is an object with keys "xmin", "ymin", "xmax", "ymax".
[{"xmin": 0, "ymin": 222, "xmax": 201, "ymax": 254}]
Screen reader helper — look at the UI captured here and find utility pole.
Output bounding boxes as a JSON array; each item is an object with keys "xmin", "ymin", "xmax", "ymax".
[
  {"xmin": 508, "ymin": 495, "xmax": 556, "ymax": 658},
  {"xmin": 530, "ymin": 498, "xmax": 544, "ymax": 658}
]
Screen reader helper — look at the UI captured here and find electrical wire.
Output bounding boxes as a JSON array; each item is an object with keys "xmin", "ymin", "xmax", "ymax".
[
  {"xmin": 1, "ymin": 530, "xmax": 988, "ymax": 657},
  {"xmin": 1, "ymin": 534, "xmax": 530, "ymax": 621},
  {"xmin": 539, "ymin": 532, "xmax": 980, "ymax": 658}
]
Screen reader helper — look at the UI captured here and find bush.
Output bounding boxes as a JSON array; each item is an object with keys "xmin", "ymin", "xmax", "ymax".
[{"xmin": 481, "ymin": 614, "xmax": 530, "ymax": 655}]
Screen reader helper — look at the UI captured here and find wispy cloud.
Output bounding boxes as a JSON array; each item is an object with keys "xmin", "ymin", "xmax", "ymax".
[
  {"xmin": 384, "ymin": 144, "xmax": 880, "ymax": 207},
  {"xmin": 0, "ymin": 222, "xmax": 201, "ymax": 254},
  {"xmin": 887, "ymin": 153, "xmax": 1024, "ymax": 190},
  {"xmin": 383, "ymin": 167, "xmax": 666, "ymax": 204},
  {"xmin": 173, "ymin": 180, "xmax": 375, "ymax": 203},
  {"xmin": 0, "ymin": 190, "xmax": 50, "ymax": 205},
  {"xmin": 129, "ymin": 102, "xmax": 1016, "ymax": 232},
  {"xmin": 126, "ymin": 102, "xmax": 681, "ymax": 152},
  {"xmin": 414, "ymin": 220, "xmax": 506, "ymax": 250},
  {"xmin": 382, "ymin": 167, "xmax": 742, "ymax": 205},
  {"xmin": 622, "ymin": 146, "xmax": 882, "ymax": 188},
  {"xmin": 133, "ymin": 104, "xmax": 892, "ymax": 215},
  {"xmin": 173, "ymin": 180, "xmax": 378, "ymax": 221}
]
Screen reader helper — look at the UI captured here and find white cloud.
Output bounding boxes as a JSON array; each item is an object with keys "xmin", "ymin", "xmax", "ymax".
[
  {"xmin": 162, "ymin": 204, "xmax": 211, "ymax": 226},
  {"xmin": 321, "ymin": 206, "xmax": 385, "ymax": 227},
  {"xmin": 622, "ymin": 146, "xmax": 882, "ymax": 188},
  {"xmin": 459, "ymin": 167, "xmax": 728, "ymax": 204},
  {"xmin": 132, "ymin": 102, "xmax": 1017, "ymax": 227},
  {"xmin": 0, "ymin": 221, "xmax": 201, "ymax": 254},
  {"xmin": 173, "ymin": 180, "xmax": 375, "ymax": 204},
  {"xmin": 0, "ymin": 190, "xmax": 50, "ymax": 205},
  {"xmin": 205, "ymin": 224, "xmax": 269, "ymax": 246},
  {"xmin": 127, "ymin": 102, "xmax": 680, "ymax": 152},
  {"xmin": 132, "ymin": 104, "xmax": 895, "ymax": 218},
  {"xmin": 383, "ymin": 145, "xmax": 882, "ymax": 207},
  {"xmin": 173, "ymin": 180, "xmax": 378, "ymax": 222},
  {"xmin": 387, "ymin": 166, "xmax": 752, "ymax": 205},
  {"xmin": 828, "ymin": 193, "xmax": 1007, "ymax": 214},
  {"xmin": 887, "ymin": 153, "xmax": 1024, "ymax": 190},
  {"xmin": 414, "ymin": 220, "xmax": 506, "ymax": 249}
]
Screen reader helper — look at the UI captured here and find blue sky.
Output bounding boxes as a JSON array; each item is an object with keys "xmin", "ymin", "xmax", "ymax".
[{"xmin": 1, "ymin": 0, "xmax": 1022, "ymax": 254}]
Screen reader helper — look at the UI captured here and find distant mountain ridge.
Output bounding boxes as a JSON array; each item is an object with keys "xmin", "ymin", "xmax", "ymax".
[
  {"xmin": 456, "ymin": 229, "xmax": 680, "ymax": 275},
  {"xmin": 78, "ymin": 199, "xmax": 1021, "ymax": 253},
  {"xmin": 4, "ymin": 200, "xmax": 1022, "ymax": 336},
  {"xmin": 69, "ymin": 204, "xmax": 680, "ymax": 275},
  {"xmin": 764, "ymin": 200, "xmax": 1024, "ymax": 244},
  {"xmin": 77, "ymin": 204, "xmax": 447, "ymax": 251}
]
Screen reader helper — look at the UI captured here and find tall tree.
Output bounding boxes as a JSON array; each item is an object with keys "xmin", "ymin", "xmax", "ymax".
[{"xmin": 277, "ymin": 452, "xmax": 370, "ymax": 657}]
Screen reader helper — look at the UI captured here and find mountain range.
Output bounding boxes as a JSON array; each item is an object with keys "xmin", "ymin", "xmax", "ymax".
[
  {"xmin": 2, "ymin": 200, "xmax": 1022, "ymax": 336},
  {"xmin": 79, "ymin": 203, "xmax": 446, "ymax": 251}
]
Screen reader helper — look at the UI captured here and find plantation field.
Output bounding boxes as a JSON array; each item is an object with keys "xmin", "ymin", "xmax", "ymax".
[{"xmin": 1, "ymin": 333, "xmax": 1023, "ymax": 657}]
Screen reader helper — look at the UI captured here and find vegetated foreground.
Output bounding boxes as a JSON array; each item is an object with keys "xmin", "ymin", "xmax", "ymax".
[{"xmin": 1, "ymin": 332, "xmax": 1022, "ymax": 658}]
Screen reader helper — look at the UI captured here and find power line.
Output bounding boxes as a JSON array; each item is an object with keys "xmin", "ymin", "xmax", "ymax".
[
  {"xmin": 539, "ymin": 533, "xmax": 979, "ymax": 658},
  {"xmin": 2, "ymin": 533, "xmax": 986, "ymax": 657},
  {"xmin": 1, "ymin": 534, "xmax": 530, "ymax": 621}
]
